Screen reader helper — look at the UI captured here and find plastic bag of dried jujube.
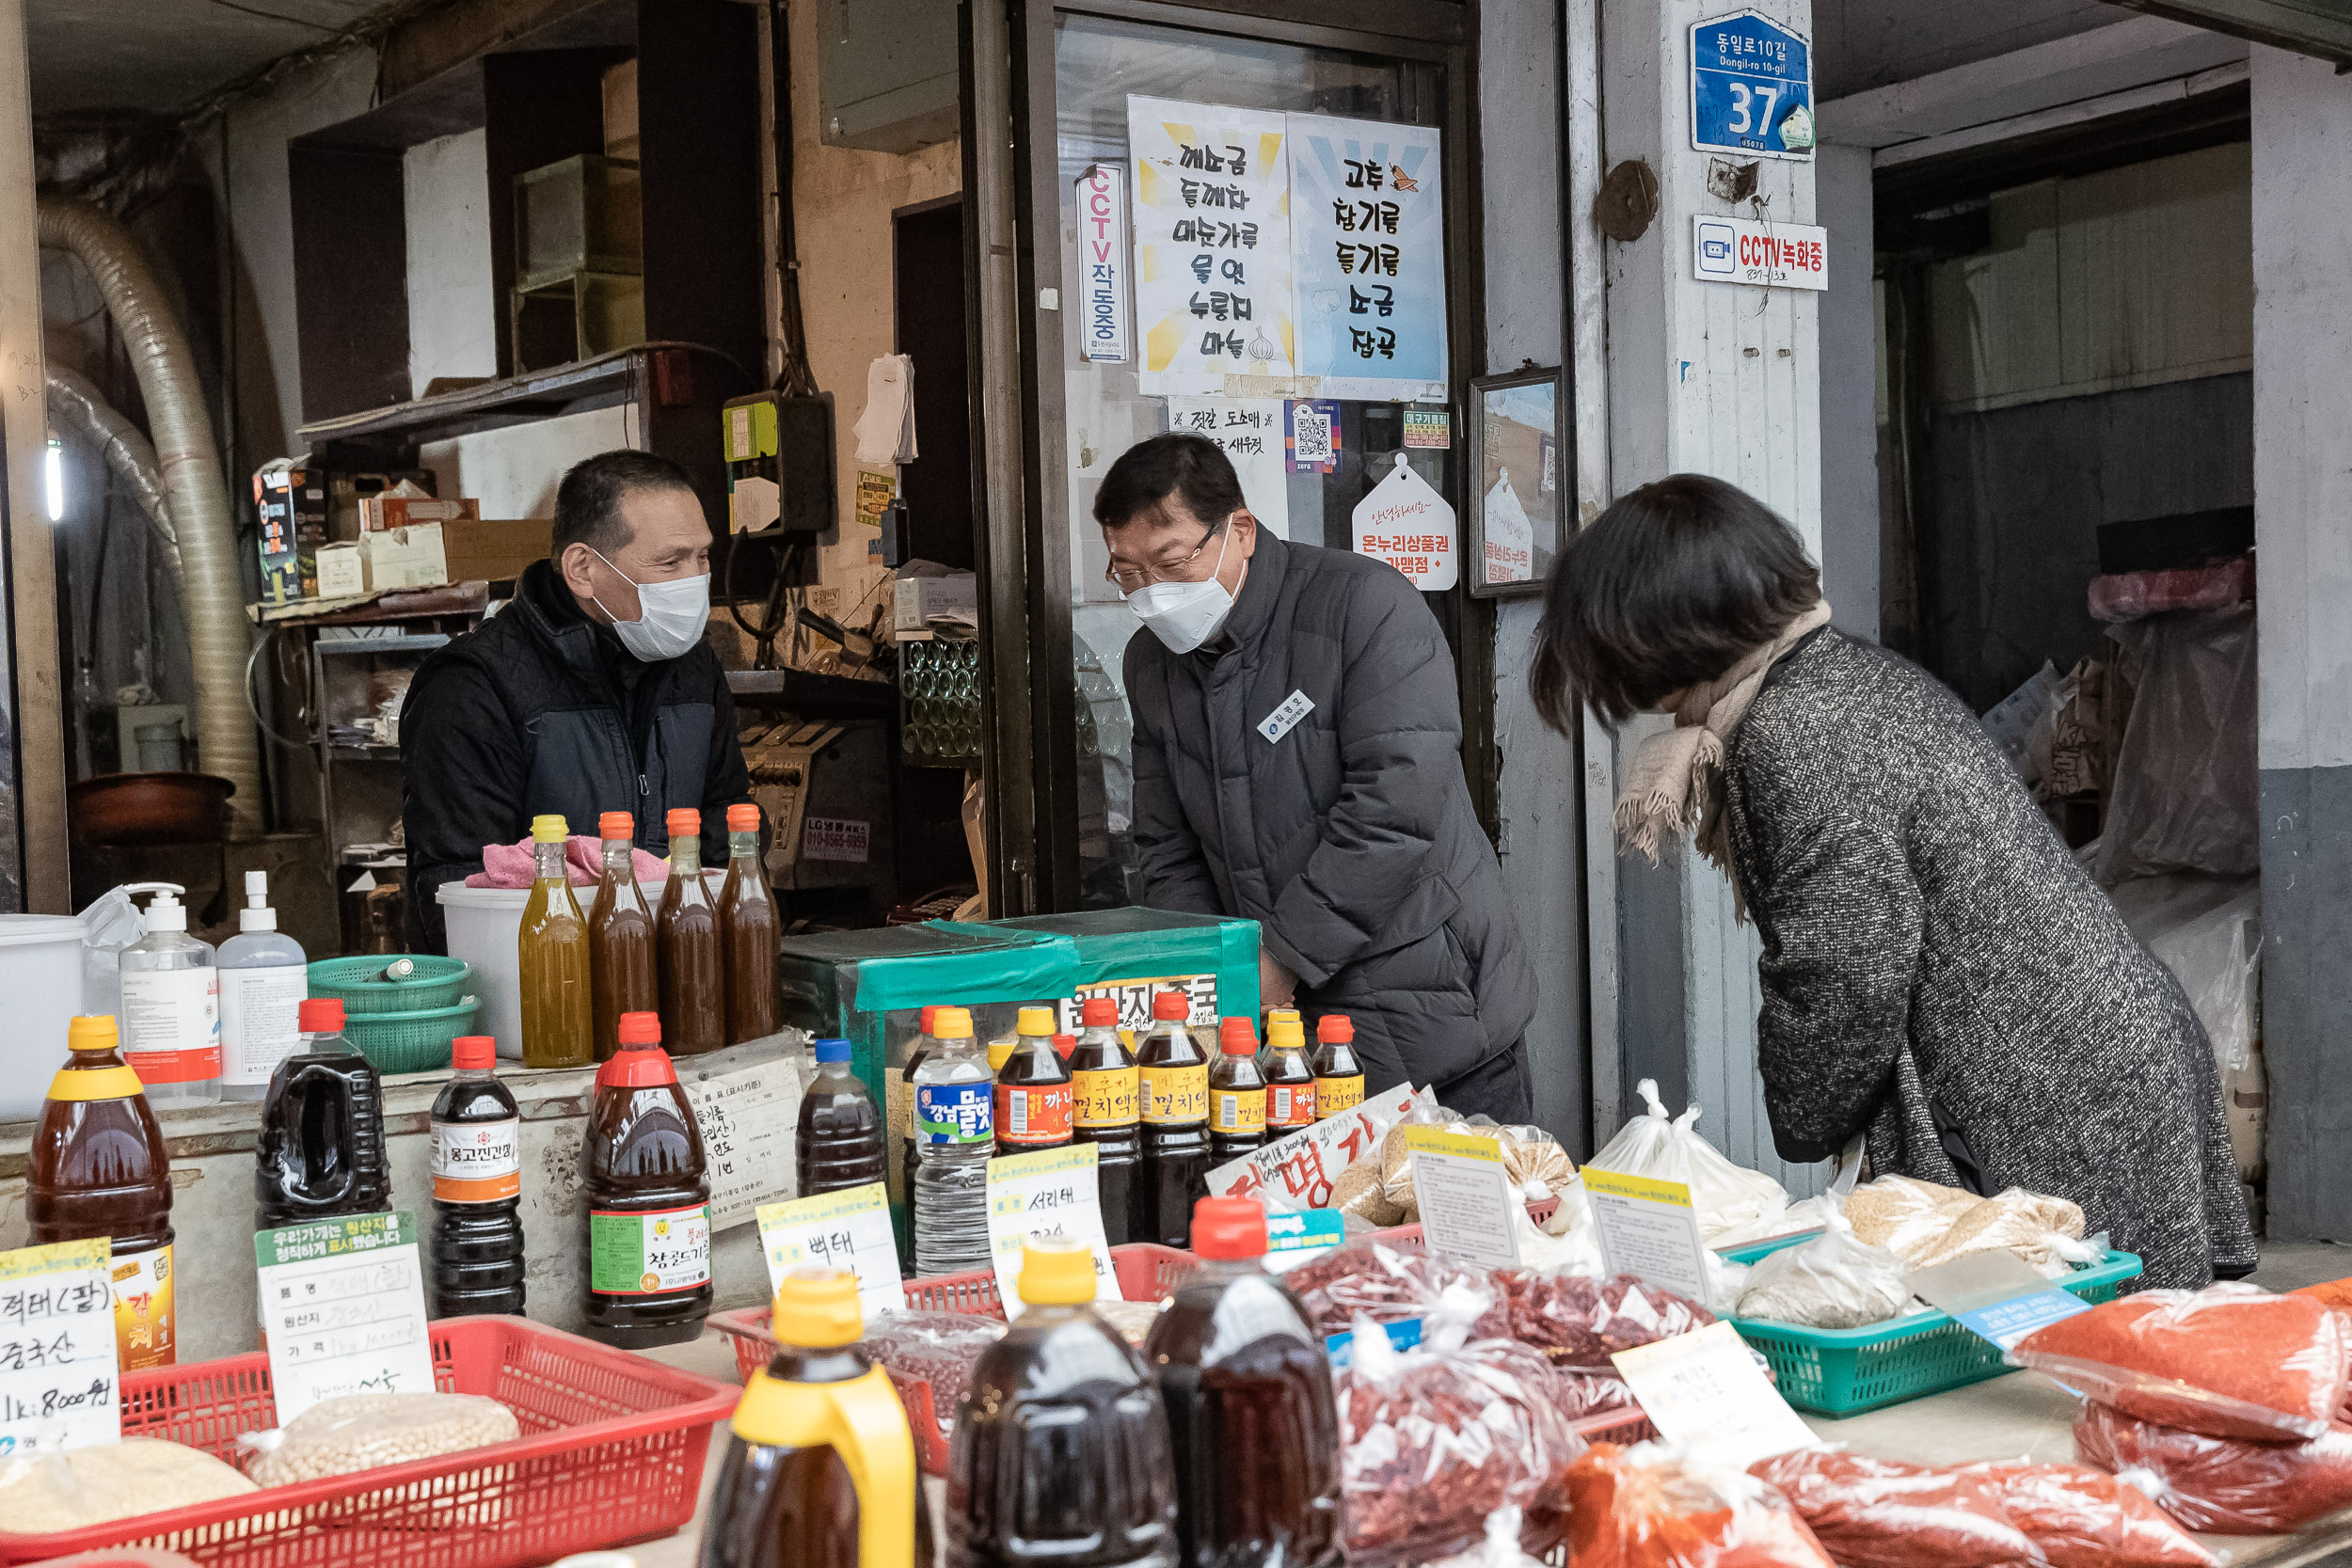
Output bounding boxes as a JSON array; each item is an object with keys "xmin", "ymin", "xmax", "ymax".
[{"xmin": 241, "ymin": 1392, "xmax": 520, "ymax": 1487}]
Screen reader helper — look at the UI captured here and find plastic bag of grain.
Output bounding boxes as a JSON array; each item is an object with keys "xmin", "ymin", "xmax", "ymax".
[{"xmin": 241, "ymin": 1392, "xmax": 519, "ymax": 1489}]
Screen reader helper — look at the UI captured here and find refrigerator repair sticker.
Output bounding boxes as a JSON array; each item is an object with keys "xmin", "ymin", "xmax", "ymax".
[{"xmin": 1257, "ymin": 689, "xmax": 1315, "ymax": 743}]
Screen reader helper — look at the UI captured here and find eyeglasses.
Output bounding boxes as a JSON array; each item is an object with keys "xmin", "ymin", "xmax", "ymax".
[{"xmin": 1105, "ymin": 521, "xmax": 1226, "ymax": 594}]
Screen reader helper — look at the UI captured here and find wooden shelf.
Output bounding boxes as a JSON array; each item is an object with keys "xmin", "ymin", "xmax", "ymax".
[
  {"xmin": 296, "ymin": 353, "xmax": 641, "ymax": 451},
  {"xmin": 726, "ymin": 668, "xmax": 898, "ymax": 721}
]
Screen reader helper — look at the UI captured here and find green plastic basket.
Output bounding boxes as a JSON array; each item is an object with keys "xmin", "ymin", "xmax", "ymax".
[
  {"xmin": 340, "ymin": 995, "xmax": 481, "ymax": 1074},
  {"xmin": 308, "ymin": 954, "xmax": 473, "ymax": 1014},
  {"xmin": 1725, "ymin": 1244, "xmax": 2144, "ymax": 1417}
]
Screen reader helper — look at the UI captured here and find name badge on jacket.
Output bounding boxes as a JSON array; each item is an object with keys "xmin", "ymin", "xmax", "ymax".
[{"xmin": 1258, "ymin": 689, "xmax": 1315, "ymax": 743}]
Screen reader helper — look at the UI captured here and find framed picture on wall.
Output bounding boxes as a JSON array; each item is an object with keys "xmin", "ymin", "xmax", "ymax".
[{"xmin": 1464, "ymin": 366, "xmax": 1565, "ymax": 598}]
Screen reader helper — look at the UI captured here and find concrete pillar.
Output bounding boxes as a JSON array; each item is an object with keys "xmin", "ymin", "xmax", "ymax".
[
  {"xmin": 2249, "ymin": 44, "xmax": 2352, "ymax": 1242},
  {"xmin": 1814, "ymin": 140, "xmax": 1879, "ymax": 643},
  {"xmin": 1597, "ymin": 0, "xmax": 1824, "ymax": 1187}
]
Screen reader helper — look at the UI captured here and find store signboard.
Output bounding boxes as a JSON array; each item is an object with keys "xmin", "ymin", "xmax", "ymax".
[
  {"xmin": 1692, "ymin": 214, "xmax": 1828, "ymax": 290},
  {"xmin": 1289, "ymin": 114, "xmax": 1449, "ymax": 401},
  {"xmin": 1075, "ymin": 163, "xmax": 1131, "ymax": 363},
  {"xmin": 1166, "ymin": 397, "xmax": 1291, "ymax": 539},
  {"xmin": 1127, "ymin": 96, "xmax": 1295, "ymax": 394},
  {"xmin": 1690, "ymin": 10, "xmax": 1815, "ymax": 161}
]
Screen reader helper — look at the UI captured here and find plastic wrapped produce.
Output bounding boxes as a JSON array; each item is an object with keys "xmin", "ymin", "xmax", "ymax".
[
  {"xmin": 1493, "ymin": 1271, "xmax": 1715, "ymax": 1370},
  {"xmin": 1749, "ymin": 1450, "xmax": 2043, "ymax": 1568},
  {"xmin": 0, "ymin": 1439, "xmax": 256, "ymax": 1530},
  {"xmin": 1334, "ymin": 1306, "xmax": 1585, "ymax": 1565},
  {"xmin": 240, "ymin": 1392, "xmax": 518, "ymax": 1486},
  {"xmin": 1584, "ymin": 1081, "xmax": 1789, "ymax": 1243},
  {"xmin": 1963, "ymin": 1460, "xmax": 2214, "ymax": 1566},
  {"xmin": 2010, "ymin": 1284, "xmax": 2350, "ymax": 1441},
  {"xmin": 1284, "ymin": 1240, "xmax": 1503, "ymax": 1340},
  {"xmin": 2074, "ymin": 1400, "xmax": 2352, "ymax": 1533},
  {"xmin": 1843, "ymin": 1177, "xmax": 2094, "ymax": 1275},
  {"xmin": 1734, "ymin": 1219, "xmax": 1913, "ymax": 1329},
  {"xmin": 1564, "ymin": 1442, "xmax": 1836, "ymax": 1568},
  {"xmin": 1427, "ymin": 1506, "xmax": 1551, "ymax": 1568},
  {"xmin": 856, "ymin": 1309, "xmax": 1009, "ymax": 1428}
]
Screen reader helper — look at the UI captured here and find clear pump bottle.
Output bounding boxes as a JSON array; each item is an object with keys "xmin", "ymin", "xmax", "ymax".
[
  {"xmin": 217, "ymin": 871, "xmax": 308, "ymax": 1102},
  {"xmin": 118, "ymin": 884, "xmax": 221, "ymax": 1109}
]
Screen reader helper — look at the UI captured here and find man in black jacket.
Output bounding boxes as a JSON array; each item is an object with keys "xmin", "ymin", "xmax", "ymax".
[
  {"xmin": 1104, "ymin": 433, "xmax": 1538, "ymax": 1120},
  {"xmin": 400, "ymin": 449, "xmax": 751, "ymax": 953}
]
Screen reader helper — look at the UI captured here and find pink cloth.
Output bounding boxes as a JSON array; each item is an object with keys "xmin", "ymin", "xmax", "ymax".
[{"xmin": 465, "ymin": 835, "xmax": 670, "ymax": 888}]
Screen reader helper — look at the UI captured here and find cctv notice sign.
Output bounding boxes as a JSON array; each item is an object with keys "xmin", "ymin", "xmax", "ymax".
[{"xmin": 1692, "ymin": 214, "xmax": 1827, "ymax": 291}]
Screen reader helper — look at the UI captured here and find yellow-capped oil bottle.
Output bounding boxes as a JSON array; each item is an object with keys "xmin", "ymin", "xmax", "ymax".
[{"xmin": 700, "ymin": 1268, "xmax": 921, "ymax": 1568}]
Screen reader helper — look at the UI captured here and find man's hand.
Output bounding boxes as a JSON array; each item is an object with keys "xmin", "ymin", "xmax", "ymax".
[{"xmin": 1259, "ymin": 946, "xmax": 1298, "ymax": 1009}]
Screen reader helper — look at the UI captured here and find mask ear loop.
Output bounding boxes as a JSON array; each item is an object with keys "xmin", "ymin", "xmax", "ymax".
[{"xmin": 588, "ymin": 546, "xmax": 643, "ymax": 628}]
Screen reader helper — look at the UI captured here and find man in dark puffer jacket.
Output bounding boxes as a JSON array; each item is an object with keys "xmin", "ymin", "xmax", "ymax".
[
  {"xmin": 400, "ymin": 450, "xmax": 750, "ymax": 953},
  {"xmin": 1104, "ymin": 434, "xmax": 1538, "ymax": 1120}
]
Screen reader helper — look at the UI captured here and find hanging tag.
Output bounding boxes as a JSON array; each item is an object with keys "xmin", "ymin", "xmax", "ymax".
[{"xmin": 1351, "ymin": 451, "xmax": 1457, "ymax": 591}]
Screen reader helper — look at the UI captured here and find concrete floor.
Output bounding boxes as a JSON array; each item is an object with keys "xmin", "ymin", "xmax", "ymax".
[{"xmin": 2251, "ymin": 1239, "xmax": 2352, "ymax": 1291}]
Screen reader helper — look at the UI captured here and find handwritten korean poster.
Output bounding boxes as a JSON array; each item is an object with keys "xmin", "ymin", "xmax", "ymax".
[
  {"xmin": 1165, "ymin": 397, "xmax": 1292, "ymax": 540},
  {"xmin": 1205, "ymin": 1081, "xmax": 1418, "ymax": 1210},
  {"xmin": 1127, "ymin": 96, "xmax": 1295, "ymax": 394},
  {"xmin": 1289, "ymin": 114, "xmax": 1448, "ymax": 400},
  {"xmin": 985, "ymin": 1145, "xmax": 1123, "ymax": 1319},
  {"xmin": 0, "ymin": 1238, "xmax": 118, "ymax": 1455}
]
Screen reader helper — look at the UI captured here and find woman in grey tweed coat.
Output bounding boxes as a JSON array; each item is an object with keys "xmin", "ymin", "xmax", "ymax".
[{"xmin": 1531, "ymin": 475, "xmax": 2256, "ymax": 1290}]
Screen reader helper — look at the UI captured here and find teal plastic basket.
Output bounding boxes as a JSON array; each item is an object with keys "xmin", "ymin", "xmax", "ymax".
[
  {"xmin": 1725, "ymin": 1245, "xmax": 2144, "ymax": 1417},
  {"xmin": 308, "ymin": 954, "xmax": 472, "ymax": 1014},
  {"xmin": 340, "ymin": 995, "xmax": 481, "ymax": 1074}
]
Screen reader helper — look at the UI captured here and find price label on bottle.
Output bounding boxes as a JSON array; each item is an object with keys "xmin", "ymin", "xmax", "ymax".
[
  {"xmin": 0, "ymin": 1238, "xmax": 119, "ymax": 1456},
  {"xmin": 756, "ymin": 1181, "xmax": 903, "ymax": 1318},
  {"xmin": 984, "ymin": 1145, "xmax": 1123, "ymax": 1320},
  {"xmin": 255, "ymin": 1212, "xmax": 435, "ymax": 1424}
]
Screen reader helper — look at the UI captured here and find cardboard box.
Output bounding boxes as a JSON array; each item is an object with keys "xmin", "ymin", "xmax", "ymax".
[
  {"xmin": 441, "ymin": 518, "xmax": 553, "ymax": 585},
  {"xmin": 327, "ymin": 470, "xmax": 436, "ymax": 542},
  {"xmin": 254, "ymin": 466, "xmax": 329, "ymax": 603},
  {"xmin": 359, "ymin": 494, "xmax": 479, "ymax": 531},
  {"xmin": 893, "ymin": 569, "xmax": 977, "ymax": 636},
  {"xmin": 358, "ymin": 523, "xmax": 451, "ymax": 593},
  {"xmin": 315, "ymin": 542, "xmax": 366, "ymax": 599}
]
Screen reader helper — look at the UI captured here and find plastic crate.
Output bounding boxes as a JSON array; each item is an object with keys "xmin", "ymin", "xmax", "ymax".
[
  {"xmin": 1571, "ymin": 1404, "xmax": 1660, "ymax": 1449},
  {"xmin": 342, "ymin": 996, "xmax": 482, "ymax": 1074},
  {"xmin": 308, "ymin": 955, "xmax": 473, "ymax": 1014},
  {"xmin": 1725, "ymin": 1249, "xmax": 2145, "ymax": 1417},
  {"xmin": 0, "ymin": 1315, "xmax": 739, "ymax": 1567},
  {"xmin": 711, "ymin": 1243, "xmax": 1201, "ymax": 1474}
]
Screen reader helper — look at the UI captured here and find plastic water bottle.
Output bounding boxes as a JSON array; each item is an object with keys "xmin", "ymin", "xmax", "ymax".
[
  {"xmin": 912, "ymin": 1006, "xmax": 993, "ymax": 1276},
  {"xmin": 216, "ymin": 871, "xmax": 308, "ymax": 1102},
  {"xmin": 117, "ymin": 885, "xmax": 221, "ymax": 1109}
]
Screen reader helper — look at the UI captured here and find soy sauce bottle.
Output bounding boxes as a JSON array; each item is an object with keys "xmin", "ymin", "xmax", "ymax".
[
  {"xmin": 1069, "ymin": 997, "xmax": 1140, "ymax": 1246},
  {"xmin": 799, "ymin": 1037, "xmax": 885, "ymax": 1198},
  {"xmin": 1207, "ymin": 1017, "xmax": 1267, "ymax": 1165},
  {"xmin": 994, "ymin": 1006, "xmax": 1073, "ymax": 1158},
  {"xmin": 1310, "ymin": 1015, "xmax": 1364, "ymax": 1121},
  {"xmin": 1263, "ymin": 1017, "xmax": 1316, "ymax": 1133},
  {"xmin": 256, "ymin": 997, "xmax": 391, "ymax": 1231},
  {"xmin": 701, "ymin": 1268, "xmax": 923, "ymax": 1568},
  {"xmin": 1136, "ymin": 990, "xmax": 1210, "ymax": 1249},
  {"xmin": 428, "ymin": 1035, "xmax": 525, "ymax": 1317},
  {"xmin": 581, "ymin": 1010, "xmax": 713, "ymax": 1349}
]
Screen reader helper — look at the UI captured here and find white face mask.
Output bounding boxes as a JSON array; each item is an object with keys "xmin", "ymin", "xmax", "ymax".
[
  {"xmin": 592, "ymin": 548, "xmax": 712, "ymax": 662},
  {"xmin": 1123, "ymin": 523, "xmax": 1238, "ymax": 654}
]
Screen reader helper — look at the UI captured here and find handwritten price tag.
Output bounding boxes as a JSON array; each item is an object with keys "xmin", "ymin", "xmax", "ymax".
[
  {"xmin": 684, "ymin": 1055, "xmax": 804, "ymax": 1231},
  {"xmin": 0, "ymin": 1238, "xmax": 118, "ymax": 1455},
  {"xmin": 255, "ymin": 1212, "xmax": 435, "ymax": 1423},
  {"xmin": 1403, "ymin": 1126, "xmax": 1520, "ymax": 1271},
  {"xmin": 985, "ymin": 1145, "xmax": 1122, "ymax": 1319},
  {"xmin": 1612, "ymin": 1320, "xmax": 1817, "ymax": 1468},
  {"xmin": 756, "ymin": 1181, "xmax": 903, "ymax": 1318}
]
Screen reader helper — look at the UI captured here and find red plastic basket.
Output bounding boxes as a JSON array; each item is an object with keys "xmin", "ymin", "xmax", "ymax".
[
  {"xmin": 0, "ymin": 1316, "xmax": 739, "ymax": 1567},
  {"xmin": 711, "ymin": 1243, "xmax": 1202, "ymax": 1474}
]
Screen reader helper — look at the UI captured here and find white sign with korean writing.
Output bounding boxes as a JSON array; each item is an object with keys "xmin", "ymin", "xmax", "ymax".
[
  {"xmin": 1613, "ymin": 1320, "xmax": 1817, "ymax": 1468},
  {"xmin": 1403, "ymin": 1126, "xmax": 1521, "ymax": 1271},
  {"xmin": 1692, "ymin": 214, "xmax": 1828, "ymax": 290},
  {"xmin": 1483, "ymin": 469, "xmax": 1534, "ymax": 585},
  {"xmin": 1165, "ymin": 397, "xmax": 1292, "ymax": 540},
  {"xmin": 985, "ymin": 1144, "xmax": 1123, "ymax": 1319},
  {"xmin": 683, "ymin": 1055, "xmax": 804, "ymax": 1231},
  {"xmin": 1205, "ymin": 1080, "xmax": 1417, "ymax": 1209},
  {"xmin": 1074, "ymin": 164, "xmax": 1131, "ymax": 363},
  {"xmin": 256, "ymin": 1212, "xmax": 436, "ymax": 1424},
  {"xmin": 1128, "ymin": 95, "xmax": 1294, "ymax": 395},
  {"xmin": 1289, "ymin": 113, "xmax": 1448, "ymax": 401},
  {"xmin": 757, "ymin": 1181, "xmax": 903, "ymax": 1318},
  {"xmin": 1583, "ymin": 1167, "xmax": 1715, "ymax": 1308},
  {"xmin": 1352, "ymin": 451, "xmax": 1457, "ymax": 591},
  {"xmin": 0, "ymin": 1238, "xmax": 118, "ymax": 1455},
  {"xmin": 802, "ymin": 816, "xmax": 872, "ymax": 863}
]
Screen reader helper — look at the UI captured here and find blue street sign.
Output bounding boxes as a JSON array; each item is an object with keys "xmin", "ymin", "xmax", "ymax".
[{"xmin": 1690, "ymin": 9, "xmax": 1814, "ymax": 162}]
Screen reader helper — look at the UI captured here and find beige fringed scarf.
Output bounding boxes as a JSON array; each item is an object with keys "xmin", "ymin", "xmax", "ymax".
[{"xmin": 1614, "ymin": 601, "xmax": 1835, "ymax": 893}]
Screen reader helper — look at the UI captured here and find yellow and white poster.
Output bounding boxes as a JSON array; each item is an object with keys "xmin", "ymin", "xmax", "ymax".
[{"xmin": 1127, "ymin": 95, "xmax": 1295, "ymax": 395}]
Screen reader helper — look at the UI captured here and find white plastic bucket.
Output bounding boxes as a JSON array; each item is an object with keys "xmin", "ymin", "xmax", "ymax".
[
  {"xmin": 0, "ymin": 913, "xmax": 90, "ymax": 1121},
  {"xmin": 437, "ymin": 882, "xmax": 668, "ymax": 1059}
]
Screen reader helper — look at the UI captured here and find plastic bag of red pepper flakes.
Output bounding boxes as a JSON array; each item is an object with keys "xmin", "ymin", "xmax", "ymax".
[
  {"xmin": 1960, "ymin": 1460, "xmax": 2215, "ymax": 1567},
  {"xmin": 1493, "ymin": 1270, "xmax": 1716, "ymax": 1371},
  {"xmin": 2074, "ymin": 1400, "xmax": 2352, "ymax": 1533},
  {"xmin": 2009, "ymin": 1283, "xmax": 2350, "ymax": 1442},
  {"xmin": 1283, "ymin": 1238, "xmax": 1508, "ymax": 1340},
  {"xmin": 1564, "ymin": 1441, "xmax": 1837, "ymax": 1568},
  {"xmin": 1746, "ymin": 1449, "xmax": 2042, "ymax": 1568},
  {"xmin": 1333, "ymin": 1290, "xmax": 1586, "ymax": 1567}
]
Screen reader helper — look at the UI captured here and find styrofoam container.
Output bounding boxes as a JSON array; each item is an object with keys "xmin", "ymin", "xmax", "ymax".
[
  {"xmin": 0, "ymin": 913, "xmax": 90, "ymax": 1121},
  {"xmin": 437, "ymin": 882, "xmax": 666, "ymax": 1060}
]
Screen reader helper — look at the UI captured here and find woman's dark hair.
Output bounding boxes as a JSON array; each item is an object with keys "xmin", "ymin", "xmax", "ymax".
[
  {"xmin": 1092, "ymin": 432, "xmax": 1247, "ymax": 530},
  {"xmin": 1530, "ymin": 473, "xmax": 1820, "ymax": 730},
  {"xmin": 553, "ymin": 449, "xmax": 696, "ymax": 555}
]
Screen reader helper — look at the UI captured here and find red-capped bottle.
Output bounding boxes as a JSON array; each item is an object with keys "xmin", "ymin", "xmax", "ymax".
[
  {"xmin": 1311, "ymin": 1015, "xmax": 1364, "ymax": 1120},
  {"xmin": 994, "ymin": 1006, "xmax": 1074, "ymax": 1157},
  {"xmin": 580, "ymin": 1010, "xmax": 712, "ymax": 1348},
  {"xmin": 428, "ymin": 1035, "xmax": 524, "ymax": 1317},
  {"xmin": 255, "ymin": 997, "xmax": 390, "ymax": 1231},
  {"xmin": 1208, "ymin": 1016, "xmax": 1268, "ymax": 1165}
]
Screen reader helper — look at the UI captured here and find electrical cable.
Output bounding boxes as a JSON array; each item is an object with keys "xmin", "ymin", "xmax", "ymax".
[
  {"xmin": 243, "ymin": 626, "xmax": 313, "ymax": 752},
  {"xmin": 767, "ymin": 0, "xmax": 818, "ymax": 397}
]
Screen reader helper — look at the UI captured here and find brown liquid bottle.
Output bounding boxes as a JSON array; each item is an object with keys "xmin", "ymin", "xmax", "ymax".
[
  {"xmin": 29, "ymin": 1015, "xmax": 176, "ymax": 1370},
  {"xmin": 717, "ymin": 801, "xmax": 781, "ymax": 1044},
  {"xmin": 518, "ymin": 813, "xmax": 593, "ymax": 1069},
  {"xmin": 1263, "ymin": 1017, "xmax": 1316, "ymax": 1133},
  {"xmin": 993, "ymin": 1006, "xmax": 1074, "ymax": 1158},
  {"xmin": 587, "ymin": 811, "xmax": 658, "ymax": 1063},
  {"xmin": 581, "ymin": 1010, "xmax": 713, "ymax": 1349},
  {"xmin": 1310, "ymin": 1015, "xmax": 1364, "ymax": 1120},
  {"xmin": 657, "ymin": 806, "xmax": 726, "ymax": 1056}
]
